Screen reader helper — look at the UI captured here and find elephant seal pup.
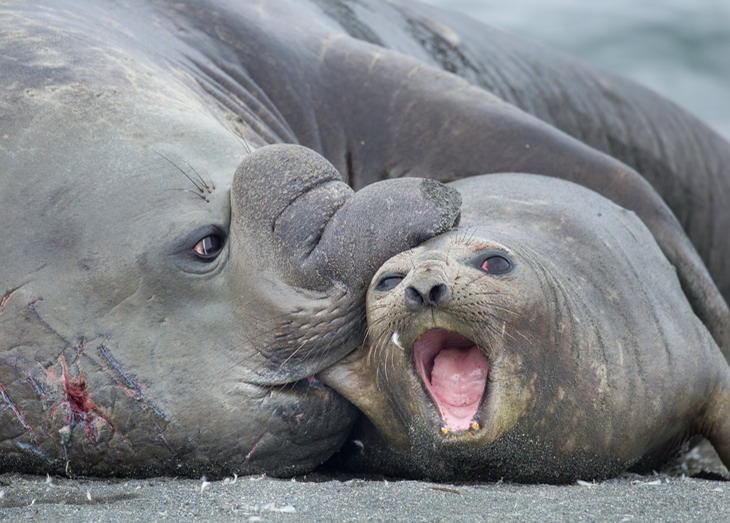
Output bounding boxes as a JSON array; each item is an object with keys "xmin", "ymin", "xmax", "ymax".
[{"xmin": 320, "ymin": 174, "xmax": 730, "ymax": 483}]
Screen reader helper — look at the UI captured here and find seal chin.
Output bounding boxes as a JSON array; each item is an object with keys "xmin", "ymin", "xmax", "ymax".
[{"xmin": 411, "ymin": 330, "xmax": 489, "ymax": 433}]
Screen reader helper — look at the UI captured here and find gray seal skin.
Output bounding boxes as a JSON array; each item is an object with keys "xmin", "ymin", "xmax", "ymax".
[
  {"xmin": 319, "ymin": 174, "xmax": 730, "ymax": 483},
  {"xmin": 0, "ymin": 7, "xmax": 462, "ymax": 476},
  {"xmin": 2, "ymin": 0, "xmax": 729, "ymax": 477}
]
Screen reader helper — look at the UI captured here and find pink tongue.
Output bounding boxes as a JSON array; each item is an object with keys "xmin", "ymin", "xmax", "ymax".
[{"xmin": 430, "ymin": 346, "xmax": 488, "ymax": 431}]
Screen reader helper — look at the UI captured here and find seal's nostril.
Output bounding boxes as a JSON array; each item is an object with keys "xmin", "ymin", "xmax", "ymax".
[
  {"xmin": 405, "ymin": 283, "xmax": 449, "ymax": 308},
  {"xmin": 429, "ymin": 283, "xmax": 449, "ymax": 305},
  {"xmin": 405, "ymin": 286, "xmax": 425, "ymax": 308}
]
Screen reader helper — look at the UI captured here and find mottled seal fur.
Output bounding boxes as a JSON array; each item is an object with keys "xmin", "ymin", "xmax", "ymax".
[{"xmin": 320, "ymin": 174, "xmax": 730, "ymax": 483}]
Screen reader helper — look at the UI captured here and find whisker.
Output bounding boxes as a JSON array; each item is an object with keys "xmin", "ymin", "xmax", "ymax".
[
  {"xmin": 178, "ymin": 158, "xmax": 215, "ymax": 193},
  {"xmin": 225, "ymin": 124, "xmax": 254, "ymax": 155},
  {"xmin": 154, "ymin": 151, "xmax": 206, "ymax": 193}
]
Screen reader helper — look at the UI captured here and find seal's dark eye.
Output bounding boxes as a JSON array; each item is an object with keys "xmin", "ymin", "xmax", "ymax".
[
  {"xmin": 193, "ymin": 235, "xmax": 223, "ymax": 260},
  {"xmin": 480, "ymin": 255, "xmax": 512, "ymax": 275},
  {"xmin": 376, "ymin": 273, "xmax": 405, "ymax": 291}
]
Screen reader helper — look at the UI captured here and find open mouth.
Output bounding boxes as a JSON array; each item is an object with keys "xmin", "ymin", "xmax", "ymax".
[{"xmin": 412, "ymin": 330, "xmax": 489, "ymax": 433}]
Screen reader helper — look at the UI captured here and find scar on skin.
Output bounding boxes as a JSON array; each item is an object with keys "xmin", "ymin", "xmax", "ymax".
[
  {"xmin": 97, "ymin": 344, "xmax": 167, "ymax": 421},
  {"xmin": 72, "ymin": 340, "xmax": 86, "ymax": 364},
  {"xmin": 0, "ymin": 382, "xmax": 37, "ymax": 442},
  {"xmin": 245, "ymin": 436, "xmax": 266, "ymax": 461},
  {"xmin": 406, "ymin": 64, "xmax": 423, "ymax": 78},
  {"xmin": 318, "ymin": 33, "xmax": 343, "ymax": 61},
  {"xmin": 25, "ymin": 371, "xmax": 47, "ymax": 400},
  {"xmin": 15, "ymin": 440, "xmax": 51, "ymax": 461},
  {"xmin": 0, "ymin": 286, "xmax": 20, "ymax": 316},
  {"xmin": 27, "ymin": 298, "xmax": 72, "ymax": 346},
  {"xmin": 369, "ymin": 51, "xmax": 383, "ymax": 70}
]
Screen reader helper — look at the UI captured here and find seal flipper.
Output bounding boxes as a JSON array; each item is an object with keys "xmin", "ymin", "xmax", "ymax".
[{"xmin": 305, "ymin": 40, "xmax": 730, "ymax": 356}]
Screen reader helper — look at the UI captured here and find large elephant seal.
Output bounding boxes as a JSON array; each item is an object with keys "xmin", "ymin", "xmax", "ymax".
[
  {"xmin": 320, "ymin": 174, "xmax": 730, "ymax": 483},
  {"xmin": 2, "ymin": 0, "xmax": 729, "ymax": 477},
  {"xmin": 0, "ymin": 8, "xmax": 461, "ymax": 476}
]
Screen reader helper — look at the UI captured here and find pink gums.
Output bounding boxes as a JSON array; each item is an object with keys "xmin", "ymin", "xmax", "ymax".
[{"xmin": 413, "ymin": 330, "xmax": 488, "ymax": 432}]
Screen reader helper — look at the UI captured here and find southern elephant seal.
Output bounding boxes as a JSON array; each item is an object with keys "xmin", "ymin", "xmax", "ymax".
[
  {"xmin": 0, "ymin": 6, "xmax": 461, "ymax": 477},
  {"xmin": 320, "ymin": 174, "xmax": 730, "ymax": 483},
  {"xmin": 2, "ymin": 0, "xmax": 729, "ymax": 477}
]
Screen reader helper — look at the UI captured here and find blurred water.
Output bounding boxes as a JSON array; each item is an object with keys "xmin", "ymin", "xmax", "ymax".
[{"xmin": 422, "ymin": 0, "xmax": 730, "ymax": 140}]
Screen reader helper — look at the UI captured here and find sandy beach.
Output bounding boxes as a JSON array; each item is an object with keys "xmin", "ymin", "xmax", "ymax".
[
  {"xmin": 1, "ymin": 469, "xmax": 728, "ymax": 522},
  {"xmin": 2, "ymin": 443, "xmax": 728, "ymax": 523}
]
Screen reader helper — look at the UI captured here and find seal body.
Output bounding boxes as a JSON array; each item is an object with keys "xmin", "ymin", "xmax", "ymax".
[
  {"xmin": 320, "ymin": 174, "xmax": 730, "ymax": 483},
  {"xmin": 0, "ymin": 2, "xmax": 461, "ymax": 476},
  {"xmin": 2, "ymin": 0, "xmax": 729, "ymax": 477}
]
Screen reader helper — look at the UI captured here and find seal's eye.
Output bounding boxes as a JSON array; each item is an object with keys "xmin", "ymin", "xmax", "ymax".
[
  {"xmin": 376, "ymin": 273, "xmax": 405, "ymax": 292},
  {"xmin": 193, "ymin": 234, "xmax": 224, "ymax": 260},
  {"xmin": 480, "ymin": 255, "xmax": 512, "ymax": 275}
]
